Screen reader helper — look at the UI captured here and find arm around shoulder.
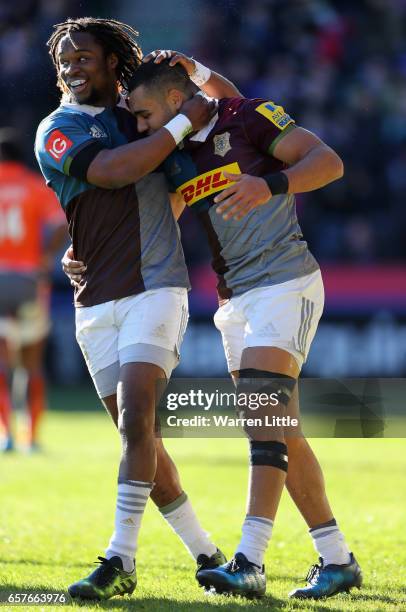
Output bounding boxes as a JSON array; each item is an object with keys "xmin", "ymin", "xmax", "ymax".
[{"xmin": 86, "ymin": 128, "xmax": 179, "ymax": 189}]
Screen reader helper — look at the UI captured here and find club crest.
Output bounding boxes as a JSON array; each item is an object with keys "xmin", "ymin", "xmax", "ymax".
[{"xmin": 213, "ymin": 132, "xmax": 231, "ymax": 157}]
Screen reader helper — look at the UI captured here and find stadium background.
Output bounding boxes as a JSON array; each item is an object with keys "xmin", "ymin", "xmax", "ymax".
[
  {"xmin": 1, "ymin": 3, "xmax": 406, "ymax": 610},
  {"xmin": 1, "ymin": 0, "xmax": 405, "ymax": 383}
]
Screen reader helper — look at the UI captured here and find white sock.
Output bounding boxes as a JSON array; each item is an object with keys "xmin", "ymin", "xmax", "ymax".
[
  {"xmin": 159, "ymin": 492, "xmax": 217, "ymax": 560},
  {"xmin": 106, "ymin": 479, "xmax": 153, "ymax": 572},
  {"xmin": 235, "ymin": 515, "xmax": 273, "ymax": 568},
  {"xmin": 310, "ymin": 521, "xmax": 351, "ymax": 566}
]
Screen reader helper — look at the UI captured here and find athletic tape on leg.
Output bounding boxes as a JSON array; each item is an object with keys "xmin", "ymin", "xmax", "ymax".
[
  {"xmin": 250, "ymin": 440, "xmax": 288, "ymax": 471},
  {"xmin": 238, "ymin": 369, "xmax": 296, "ymax": 407}
]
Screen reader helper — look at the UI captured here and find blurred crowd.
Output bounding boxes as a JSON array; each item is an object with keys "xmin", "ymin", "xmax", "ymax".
[
  {"xmin": 187, "ymin": 0, "xmax": 406, "ymax": 265},
  {"xmin": 1, "ymin": 0, "xmax": 405, "ymax": 266}
]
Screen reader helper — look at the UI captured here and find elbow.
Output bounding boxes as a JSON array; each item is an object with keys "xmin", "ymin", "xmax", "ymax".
[
  {"xmin": 334, "ymin": 153, "xmax": 344, "ymax": 180},
  {"xmin": 322, "ymin": 147, "xmax": 344, "ymax": 183},
  {"xmin": 327, "ymin": 146, "xmax": 344, "ymax": 180}
]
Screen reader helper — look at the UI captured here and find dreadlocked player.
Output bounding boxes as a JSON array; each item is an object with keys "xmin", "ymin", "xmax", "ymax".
[{"xmin": 35, "ymin": 17, "xmax": 239, "ymax": 600}]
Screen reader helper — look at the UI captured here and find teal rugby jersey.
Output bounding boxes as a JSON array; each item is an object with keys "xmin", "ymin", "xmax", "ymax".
[
  {"xmin": 164, "ymin": 97, "xmax": 319, "ymax": 301},
  {"xmin": 35, "ymin": 98, "xmax": 189, "ymax": 307}
]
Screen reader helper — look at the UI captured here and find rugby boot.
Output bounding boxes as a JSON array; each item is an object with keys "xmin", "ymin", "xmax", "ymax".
[
  {"xmin": 289, "ymin": 553, "xmax": 362, "ymax": 599},
  {"xmin": 196, "ymin": 548, "xmax": 227, "ymax": 580},
  {"xmin": 196, "ymin": 551, "xmax": 266, "ymax": 597},
  {"xmin": 68, "ymin": 555, "xmax": 136, "ymax": 600}
]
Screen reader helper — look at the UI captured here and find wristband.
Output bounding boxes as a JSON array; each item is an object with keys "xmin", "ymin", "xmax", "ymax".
[
  {"xmin": 163, "ymin": 114, "xmax": 193, "ymax": 145},
  {"xmin": 263, "ymin": 171, "xmax": 289, "ymax": 195},
  {"xmin": 190, "ymin": 60, "xmax": 212, "ymax": 87}
]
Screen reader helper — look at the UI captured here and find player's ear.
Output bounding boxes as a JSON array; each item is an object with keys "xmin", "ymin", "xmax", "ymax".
[
  {"xmin": 168, "ymin": 88, "xmax": 183, "ymax": 111},
  {"xmin": 107, "ymin": 52, "xmax": 119, "ymax": 71}
]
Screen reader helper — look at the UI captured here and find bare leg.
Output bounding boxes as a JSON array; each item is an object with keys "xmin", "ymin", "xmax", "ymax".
[
  {"xmin": 0, "ymin": 337, "xmax": 13, "ymax": 439},
  {"xmin": 237, "ymin": 346, "xmax": 299, "ymax": 520},
  {"xmin": 285, "ymin": 385, "xmax": 334, "ymax": 527},
  {"xmin": 102, "ymin": 390, "xmax": 183, "ymax": 507},
  {"xmin": 21, "ymin": 340, "xmax": 46, "ymax": 445}
]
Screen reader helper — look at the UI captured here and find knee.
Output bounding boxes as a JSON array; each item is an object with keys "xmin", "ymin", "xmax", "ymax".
[
  {"xmin": 249, "ymin": 440, "xmax": 288, "ymax": 473},
  {"xmin": 118, "ymin": 401, "xmax": 155, "ymax": 446}
]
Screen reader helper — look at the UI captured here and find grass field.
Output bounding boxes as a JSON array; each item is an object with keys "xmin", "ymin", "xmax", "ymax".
[{"xmin": 1, "ymin": 402, "xmax": 405, "ymax": 611}]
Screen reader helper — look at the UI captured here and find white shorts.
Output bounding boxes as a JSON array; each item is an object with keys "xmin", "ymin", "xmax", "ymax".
[
  {"xmin": 213, "ymin": 270, "xmax": 324, "ymax": 372},
  {"xmin": 0, "ymin": 278, "xmax": 50, "ymax": 346},
  {"xmin": 75, "ymin": 287, "xmax": 189, "ymax": 398}
]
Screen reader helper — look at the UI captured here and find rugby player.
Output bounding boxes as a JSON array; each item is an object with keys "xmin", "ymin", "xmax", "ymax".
[
  {"xmin": 0, "ymin": 128, "xmax": 66, "ymax": 452},
  {"xmin": 122, "ymin": 58, "xmax": 362, "ymax": 600},
  {"xmin": 34, "ymin": 18, "xmax": 241, "ymax": 601}
]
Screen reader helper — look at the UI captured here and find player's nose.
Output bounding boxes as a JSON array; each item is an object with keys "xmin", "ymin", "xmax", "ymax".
[
  {"xmin": 64, "ymin": 61, "xmax": 83, "ymax": 77},
  {"xmin": 137, "ymin": 118, "xmax": 148, "ymax": 133}
]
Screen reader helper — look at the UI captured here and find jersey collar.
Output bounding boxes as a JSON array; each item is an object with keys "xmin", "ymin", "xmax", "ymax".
[
  {"xmin": 61, "ymin": 94, "xmax": 127, "ymax": 117},
  {"xmin": 189, "ymin": 93, "xmax": 219, "ymax": 142},
  {"xmin": 190, "ymin": 112, "xmax": 219, "ymax": 142}
]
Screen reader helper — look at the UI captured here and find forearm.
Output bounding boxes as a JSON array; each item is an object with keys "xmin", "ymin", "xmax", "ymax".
[
  {"xmin": 283, "ymin": 144, "xmax": 344, "ymax": 194},
  {"xmin": 201, "ymin": 70, "xmax": 242, "ymax": 98},
  {"xmin": 87, "ymin": 128, "xmax": 178, "ymax": 189}
]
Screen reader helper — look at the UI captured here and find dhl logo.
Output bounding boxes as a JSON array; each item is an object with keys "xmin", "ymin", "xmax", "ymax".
[{"xmin": 177, "ymin": 162, "xmax": 241, "ymax": 206}]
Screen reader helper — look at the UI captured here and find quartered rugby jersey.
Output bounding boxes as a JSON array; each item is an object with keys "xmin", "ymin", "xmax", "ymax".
[
  {"xmin": 35, "ymin": 98, "xmax": 189, "ymax": 307},
  {"xmin": 164, "ymin": 97, "xmax": 319, "ymax": 301}
]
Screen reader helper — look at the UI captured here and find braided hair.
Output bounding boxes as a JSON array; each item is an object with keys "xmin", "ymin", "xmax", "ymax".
[{"xmin": 47, "ymin": 17, "xmax": 143, "ymax": 94}]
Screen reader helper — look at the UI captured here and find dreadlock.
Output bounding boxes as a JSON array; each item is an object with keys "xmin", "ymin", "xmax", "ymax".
[{"xmin": 47, "ymin": 17, "xmax": 143, "ymax": 94}]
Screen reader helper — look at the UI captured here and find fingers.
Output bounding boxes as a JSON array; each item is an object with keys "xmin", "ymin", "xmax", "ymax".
[
  {"xmin": 216, "ymin": 193, "xmax": 245, "ymax": 219},
  {"xmin": 214, "ymin": 184, "xmax": 238, "ymax": 204},
  {"xmin": 221, "ymin": 201, "xmax": 255, "ymax": 221},
  {"xmin": 62, "ymin": 259, "xmax": 86, "ymax": 271},
  {"xmin": 168, "ymin": 53, "xmax": 187, "ymax": 67},
  {"xmin": 69, "ymin": 274, "xmax": 82, "ymax": 287},
  {"xmin": 143, "ymin": 50, "xmax": 175, "ymax": 64},
  {"xmin": 223, "ymin": 171, "xmax": 242, "ymax": 181},
  {"xmin": 142, "ymin": 52, "xmax": 154, "ymax": 63}
]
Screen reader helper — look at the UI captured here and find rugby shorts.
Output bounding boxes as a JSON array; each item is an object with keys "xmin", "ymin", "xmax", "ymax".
[
  {"xmin": 75, "ymin": 287, "xmax": 189, "ymax": 398},
  {"xmin": 0, "ymin": 273, "xmax": 50, "ymax": 345},
  {"xmin": 213, "ymin": 269, "xmax": 324, "ymax": 372}
]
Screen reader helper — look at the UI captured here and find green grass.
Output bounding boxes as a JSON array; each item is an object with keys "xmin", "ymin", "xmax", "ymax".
[{"xmin": 1, "ymin": 407, "xmax": 405, "ymax": 611}]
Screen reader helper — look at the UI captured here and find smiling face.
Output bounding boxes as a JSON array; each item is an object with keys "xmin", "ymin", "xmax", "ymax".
[
  {"xmin": 57, "ymin": 31, "xmax": 118, "ymax": 107},
  {"xmin": 128, "ymin": 84, "xmax": 184, "ymax": 135}
]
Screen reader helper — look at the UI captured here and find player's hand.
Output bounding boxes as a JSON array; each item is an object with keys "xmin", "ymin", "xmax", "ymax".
[
  {"xmin": 214, "ymin": 172, "xmax": 272, "ymax": 220},
  {"xmin": 61, "ymin": 245, "xmax": 86, "ymax": 287},
  {"xmin": 143, "ymin": 50, "xmax": 196, "ymax": 76},
  {"xmin": 180, "ymin": 94, "xmax": 217, "ymax": 131}
]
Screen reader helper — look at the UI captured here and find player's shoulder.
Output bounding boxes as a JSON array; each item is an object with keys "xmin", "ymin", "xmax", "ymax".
[
  {"xmin": 218, "ymin": 96, "xmax": 248, "ymax": 117},
  {"xmin": 220, "ymin": 96, "xmax": 291, "ymax": 120},
  {"xmin": 36, "ymin": 104, "xmax": 84, "ymax": 140},
  {"xmin": 244, "ymin": 98, "xmax": 294, "ymax": 131}
]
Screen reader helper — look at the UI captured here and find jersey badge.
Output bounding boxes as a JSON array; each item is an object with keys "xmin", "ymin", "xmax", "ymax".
[
  {"xmin": 213, "ymin": 132, "xmax": 232, "ymax": 157},
  {"xmin": 45, "ymin": 130, "xmax": 73, "ymax": 162},
  {"xmin": 255, "ymin": 101, "xmax": 294, "ymax": 130}
]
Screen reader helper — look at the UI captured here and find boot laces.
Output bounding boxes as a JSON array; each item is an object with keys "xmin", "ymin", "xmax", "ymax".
[{"xmin": 306, "ymin": 563, "xmax": 321, "ymax": 584}]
